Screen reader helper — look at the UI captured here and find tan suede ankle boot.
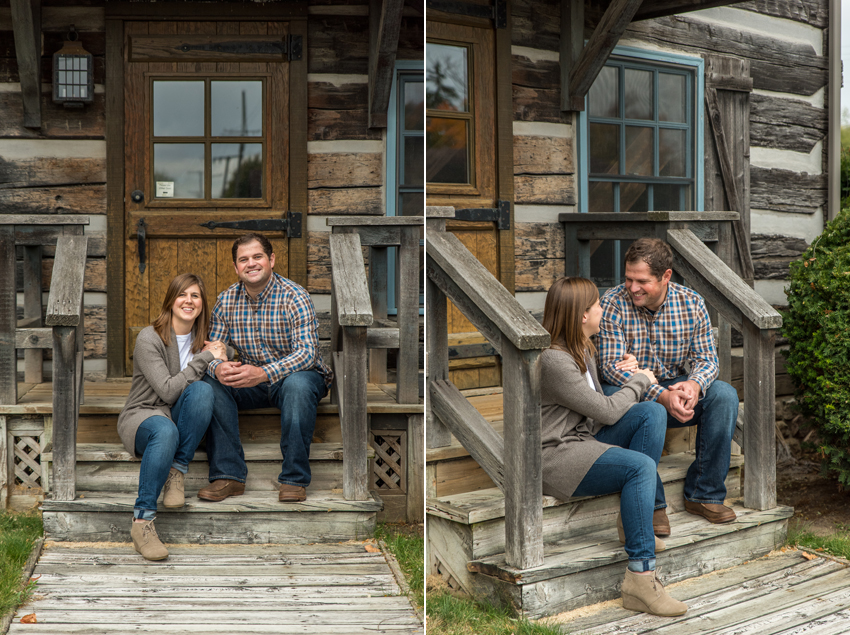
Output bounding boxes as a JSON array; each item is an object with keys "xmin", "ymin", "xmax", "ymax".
[
  {"xmin": 131, "ymin": 518, "xmax": 169, "ymax": 561},
  {"xmin": 617, "ymin": 513, "xmax": 666, "ymax": 552},
  {"xmin": 621, "ymin": 569, "xmax": 687, "ymax": 616},
  {"xmin": 162, "ymin": 468, "xmax": 185, "ymax": 508}
]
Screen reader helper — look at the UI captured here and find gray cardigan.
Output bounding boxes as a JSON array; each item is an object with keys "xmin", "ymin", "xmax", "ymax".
[
  {"xmin": 117, "ymin": 325, "xmax": 216, "ymax": 457},
  {"xmin": 540, "ymin": 347, "xmax": 652, "ymax": 500}
]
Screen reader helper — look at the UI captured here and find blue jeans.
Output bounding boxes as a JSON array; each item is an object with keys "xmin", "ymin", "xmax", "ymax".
[
  {"xmin": 602, "ymin": 376, "xmax": 739, "ymax": 505},
  {"xmin": 202, "ymin": 370, "xmax": 328, "ymax": 487},
  {"xmin": 133, "ymin": 381, "xmax": 214, "ymax": 520},
  {"xmin": 573, "ymin": 402, "xmax": 668, "ymax": 572}
]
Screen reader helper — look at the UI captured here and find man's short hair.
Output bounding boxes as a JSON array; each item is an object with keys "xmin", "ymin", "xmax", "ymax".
[
  {"xmin": 624, "ymin": 238, "xmax": 673, "ymax": 280},
  {"xmin": 232, "ymin": 233, "xmax": 274, "ymax": 262}
]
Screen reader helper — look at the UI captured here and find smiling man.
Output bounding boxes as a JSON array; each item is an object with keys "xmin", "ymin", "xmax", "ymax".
[
  {"xmin": 199, "ymin": 233, "xmax": 332, "ymax": 503},
  {"xmin": 597, "ymin": 238, "xmax": 739, "ymax": 533}
]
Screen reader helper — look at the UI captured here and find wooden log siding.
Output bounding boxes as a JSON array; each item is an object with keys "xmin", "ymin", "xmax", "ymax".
[
  {"xmin": 625, "ymin": 16, "xmax": 827, "ymax": 96},
  {"xmin": 515, "ymin": 223, "xmax": 565, "ymax": 292},
  {"xmin": 512, "ymin": 134, "xmax": 575, "ymax": 205},
  {"xmin": 512, "ymin": 53, "xmax": 569, "ymax": 124},
  {"xmin": 750, "ymin": 94, "xmax": 827, "ymax": 154},
  {"xmin": 734, "ymin": 0, "xmax": 828, "ymax": 29},
  {"xmin": 751, "ymin": 234, "xmax": 809, "ymax": 280},
  {"xmin": 750, "ymin": 167, "xmax": 828, "ymax": 215}
]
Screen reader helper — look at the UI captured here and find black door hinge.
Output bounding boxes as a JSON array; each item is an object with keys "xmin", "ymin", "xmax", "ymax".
[
  {"xmin": 199, "ymin": 212, "xmax": 302, "ymax": 238},
  {"xmin": 286, "ymin": 34, "xmax": 303, "ymax": 61},
  {"xmin": 453, "ymin": 200, "xmax": 511, "ymax": 230}
]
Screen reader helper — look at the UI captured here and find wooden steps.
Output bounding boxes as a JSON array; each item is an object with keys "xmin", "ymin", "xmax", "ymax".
[
  {"xmin": 427, "ymin": 452, "xmax": 796, "ymax": 618},
  {"xmin": 42, "ymin": 491, "xmax": 383, "ymax": 543},
  {"xmin": 555, "ymin": 550, "xmax": 850, "ymax": 634}
]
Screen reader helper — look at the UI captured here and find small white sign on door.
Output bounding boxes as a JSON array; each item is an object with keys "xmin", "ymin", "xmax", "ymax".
[{"xmin": 156, "ymin": 181, "xmax": 174, "ymax": 198}]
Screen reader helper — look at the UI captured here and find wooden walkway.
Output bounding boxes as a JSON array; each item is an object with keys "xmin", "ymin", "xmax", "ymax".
[
  {"xmin": 8, "ymin": 542, "xmax": 422, "ymax": 634},
  {"xmin": 549, "ymin": 550, "xmax": 850, "ymax": 634}
]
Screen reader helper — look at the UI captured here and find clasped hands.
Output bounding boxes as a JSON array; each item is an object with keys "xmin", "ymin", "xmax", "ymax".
[
  {"xmin": 203, "ymin": 340, "xmax": 268, "ymax": 388},
  {"xmin": 614, "ymin": 354, "xmax": 699, "ymax": 423}
]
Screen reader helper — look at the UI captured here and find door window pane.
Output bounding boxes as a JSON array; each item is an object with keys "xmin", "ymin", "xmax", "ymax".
[
  {"xmin": 426, "ymin": 44, "xmax": 468, "ymax": 112},
  {"xmin": 589, "ymin": 66, "xmax": 619, "ymax": 118},
  {"xmin": 426, "ymin": 117, "xmax": 468, "ymax": 183},
  {"xmin": 404, "ymin": 137, "xmax": 424, "ymax": 186},
  {"xmin": 212, "ymin": 143, "xmax": 263, "ymax": 198},
  {"xmin": 659, "ymin": 73, "xmax": 686, "ymax": 123},
  {"xmin": 153, "ymin": 144, "xmax": 204, "ymax": 198},
  {"xmin": 589, "ymin": 181, "xmax": 615, "ymax": 214},
  {"xmin": 399, "ymin": 192, "xmax": 424, "ymax": 216},
  {"xmin": 211, "ymin": 81, "xmax": 263, "ymax": 137},
  {"xmin": 625, "ymin": 126, "xmax": 653, "ymax": 176},
  {"xmin": 405, "ymin": 81, "xmax": 424, "ymax": 130},
  {"xmin": 153, "ymin": 81, "xmax": 204, "ymax": 137},
  {"xmin": 589, "ymin": 123, "xmax": 619, "ymax": 174},
  {"xmin": 659, "ymin": 128, "xmax": 686, "ymax": 177},
  {"xmin": 625, "ymin": 69, "xmax": 653, "ymax": 120},
  {"xmin": 621, "ymin": 182, "xmax": 648, "ymax": 212}
]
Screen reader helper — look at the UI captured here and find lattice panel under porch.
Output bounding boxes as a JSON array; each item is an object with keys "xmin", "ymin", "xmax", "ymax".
[
  {"xmin": 2, "ymin": 415, "xmax": 48, "ymax": 505},
  {"xmin": 370, "ymin": 430, "xmax": 407, "ymax": 492}
]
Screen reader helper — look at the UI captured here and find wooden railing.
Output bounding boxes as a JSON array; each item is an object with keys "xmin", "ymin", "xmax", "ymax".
[
  {"xmin": 327, "ymin": 216, "xmax": 423, "ymax": 502},
  {"xmin": 560, "ymin": 211, "xmax": 782, "ymax": 510},
  {"xmin": 426, "ymin": 207, "xmax": 551, "ymax": 570},
  {"xmin": 0, "ymin": 215, "xmax": 88, "ymax": 502}
]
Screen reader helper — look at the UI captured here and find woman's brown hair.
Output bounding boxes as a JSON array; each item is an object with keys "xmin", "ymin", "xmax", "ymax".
[
  {"xmin": 542, "ymin": 277, "xmax": 599, "ymax": 374},
  {"xmin": 152, "ymin": 273, "xmax": 209, "ymax": 353}
]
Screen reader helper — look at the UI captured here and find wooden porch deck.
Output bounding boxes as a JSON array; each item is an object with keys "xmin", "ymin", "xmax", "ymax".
[
  {"xmin": 552, "ymin": 550, "xmax": 850, "ymax": 634},
  {"xmin": 2, "ymin": 380, "xmax": 424, "ymax": 416},
  {"xmin": 7, "ymin": 542, "xmax": 423, "ymax": 634}
]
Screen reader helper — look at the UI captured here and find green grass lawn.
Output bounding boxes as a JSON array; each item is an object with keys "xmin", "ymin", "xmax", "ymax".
[
  {"xmin": 0, "ymin": 511, "xmax": 43, "ymax": 619},
  {"xmin": 788, "ymin": 521, "xmax": 850, "ymax": 561},
  {"xmin": 374, "ymin": 523, "xmax": 424, "ymax": 609},
  {"xmin": 425, "ymin": 590, "xmax": 564, "ymax": 635}
]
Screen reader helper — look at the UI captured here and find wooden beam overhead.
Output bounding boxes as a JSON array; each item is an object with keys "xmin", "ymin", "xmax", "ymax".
[
  {"xmin": 10, "ymin": 0, "xmax": 42, "ymax": 129},
  {"xmin": 560, "ymin": 0, "xmax": 584, "ymax": 112},
  {"xmin": 565, "ymin": 0, "xmax": 643, "ymax": 112},
  {"xmin": 368, "ymin": 0, "xmax": 404, "ymax": 129}
]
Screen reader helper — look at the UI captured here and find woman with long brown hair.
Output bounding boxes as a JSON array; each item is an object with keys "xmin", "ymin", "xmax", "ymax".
[
  {"xmin": 118, "ymin": 273, "xmax": 228, "ymax": 560},
  {"xmin": 540, "ymin": 276, "xmax": 686, "ymax": 616}
]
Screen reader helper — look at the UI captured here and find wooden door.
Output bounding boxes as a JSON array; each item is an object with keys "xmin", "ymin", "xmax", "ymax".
[
  {"xmin": 426, "ymin": 19, "xmax": 502, "ymax": 389},
  {"xmin": 122, "ymin": 20, "xmax": 293, "ymax": 374}
]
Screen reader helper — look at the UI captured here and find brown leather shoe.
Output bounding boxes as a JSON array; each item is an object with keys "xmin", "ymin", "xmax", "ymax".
[
  {"xmin": 653, "ymin": 508, "xmax": 671, "ymax": 537},
  {"xmin": 279, "ymin": 484, "xmax": 306, "ymax": 502},
  {"xmin": 197, "ymin": 479, "xmax": 245, "ymax": 502},
  {"xmin": 684, "ymin": 500, "xmax": 736, "ymax": 523}
]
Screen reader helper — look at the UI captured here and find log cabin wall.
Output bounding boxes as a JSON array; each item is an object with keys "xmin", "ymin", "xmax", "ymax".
[
  {"xmin": 510, "ymin": 0, "xmax": 829, "ymax": 323},
  {"xmin": 0, "ymin": 0, "xmax": 423, "ymax": 379}
]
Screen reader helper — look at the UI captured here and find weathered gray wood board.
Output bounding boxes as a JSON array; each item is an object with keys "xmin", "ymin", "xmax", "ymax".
[
  {"xmin": 561, "ymin": 551, "xmax": 847, "ymax": 634},
  {"xmin": 463, "ymin": 504, "xmax": 791, "ymax": 619},
  {"xmin": 9, "ymin": 543, "xmax": 422, "ymax": 634}
]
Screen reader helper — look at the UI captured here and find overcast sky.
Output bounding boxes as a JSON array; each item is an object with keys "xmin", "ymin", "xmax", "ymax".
[{"xmin": 843, "ymin": 3, "xmax": 849, "ymax": 122}]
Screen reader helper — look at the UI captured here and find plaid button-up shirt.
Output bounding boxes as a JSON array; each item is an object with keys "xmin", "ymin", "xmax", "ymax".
[
  {"xmin": 598, "ymin": 281, "xmax": 717, "ymax": 402},
  {"xmin": 207, "ymin": 273, "xmax": 333, "ymax": 387}
]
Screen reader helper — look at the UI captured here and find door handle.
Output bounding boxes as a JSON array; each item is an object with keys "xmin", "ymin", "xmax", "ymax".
[{"xmin": 137, "ymin": 218, "xmax": 147, "ymax": 274}]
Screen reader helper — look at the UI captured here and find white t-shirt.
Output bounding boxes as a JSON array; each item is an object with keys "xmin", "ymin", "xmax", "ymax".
[
  {"xmin": 175, "ymin": 333, "xmax": 195, "ymax": 371},
  {"xmin": 584, "ymin": 369, "xmax": 595, "ymax": 392}
]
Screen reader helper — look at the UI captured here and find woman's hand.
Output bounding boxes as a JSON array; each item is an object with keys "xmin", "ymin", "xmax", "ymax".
[
  {"xmin": 203, "ymin": 340, "xmax": 228, "ymax": 361},
  {"xmin": 614, "ymin": 354, "xmax": 638, "ymax": 372},
  {"xmin": 635, "ymin": 367, "xmax": 657, "ymax": 384}
]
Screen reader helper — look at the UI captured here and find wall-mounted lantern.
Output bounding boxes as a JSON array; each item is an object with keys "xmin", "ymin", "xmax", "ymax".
[{"xmin": 53, "ymin": 26, "xmax": 93, "ymax": 109}]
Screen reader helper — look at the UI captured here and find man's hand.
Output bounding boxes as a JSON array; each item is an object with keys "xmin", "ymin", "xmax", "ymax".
[
  {"xmin": 215, "ymin": 361, "xmax": 268, "ymax": 388},
  {"xmin": 669, "ymin": 379, "xmax": 701, "ymax": 409},
  {"xmin": 657, "ymin": 388, "xmax": 695, "ymax": 423}
]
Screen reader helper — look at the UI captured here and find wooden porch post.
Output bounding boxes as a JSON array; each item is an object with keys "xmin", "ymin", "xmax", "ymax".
[
  {"xmin": 0, "ymin": 226, "xmax": 16, "ymax": 405},
  {"xmin": 742, "ymin": 320, "xmax": 777, "ymax": 510},
  {"xmin": 396, "ymin": 225, "xmax": 420, "ymax": 404},
  {"xmin": 501, "ymin": 338, "xmax": 543, "ymax": 570},
  {"xmin": 51, "ymin": 326, "xmax": 77, "ymax": 501}
]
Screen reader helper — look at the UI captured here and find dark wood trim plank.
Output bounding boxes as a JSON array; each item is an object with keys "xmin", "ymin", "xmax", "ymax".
[
  {"xmin": 368, "ymin": 0, "xmax": 404, "ymax": 129},
  {"xmin": 9, "ymin": 0, "xmax": 41, "ymax": 128}
]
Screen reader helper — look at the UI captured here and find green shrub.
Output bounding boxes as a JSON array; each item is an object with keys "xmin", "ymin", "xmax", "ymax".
[
  {"xmin": 841, "ymin": 145, "xmax": 850, "ymax": 209},
  {"xmin": 782, "ymin": 208, "xmax": 850, "ymax": 487}
]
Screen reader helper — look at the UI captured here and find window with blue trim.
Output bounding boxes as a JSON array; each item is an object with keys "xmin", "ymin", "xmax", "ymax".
[
  {"xmin": 580, "ymin": 49, "xmax": 703, "ymax": 287},
  {"xmin": 387, "ymin": 62, "xmax": 424, "ymax": 314}
]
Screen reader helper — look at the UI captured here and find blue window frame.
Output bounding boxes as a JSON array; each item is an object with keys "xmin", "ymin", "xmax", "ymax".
[
  {"xmin": 387, "ymin": 61, "xmax": 424, "ymax": 315},
  {"xmin": 578, "ymin": 47, "xmax": 704, "ymax": 287}
]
